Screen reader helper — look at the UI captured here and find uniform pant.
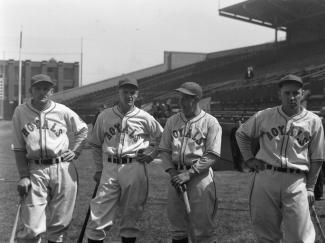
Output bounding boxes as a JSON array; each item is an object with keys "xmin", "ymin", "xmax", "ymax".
[
  {"xmin": 167, "ymin": 168, "xmax": 218, "ymax": 243},
  {"xmin": 86, "ymin": 161, "xmax": 149, "ymax": 240},
  {"xmin": 16, "ymin": 161, "xmax": 78, "ymax": 243},
  {"xmin": 250, "ymin": 169, "xmax": 315, "ymax": 243}
]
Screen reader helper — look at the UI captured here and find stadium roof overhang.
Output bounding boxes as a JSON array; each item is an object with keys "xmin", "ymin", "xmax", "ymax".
[{"xmin": 219, "ymin": 0, "xmax": 325, "ymax": 31}]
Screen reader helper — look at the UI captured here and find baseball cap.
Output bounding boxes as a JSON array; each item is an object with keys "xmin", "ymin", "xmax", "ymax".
[
  {"xmin": 31, "ymin": 74, "xmax": 54, "ymax": 87},
  {"xmin": 118, "ymin": 76, "xmax": 138, "ymax": 89},
  {"xmin": 278, "ymin": 74, "xmax": 303, "ymax": 88},
  {"xmin": 175, "ymin": 82, "xmax": 202, "ymax": 98}
]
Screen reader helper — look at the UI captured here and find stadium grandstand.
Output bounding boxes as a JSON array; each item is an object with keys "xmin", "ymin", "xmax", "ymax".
[{"xmin": 52, "ymin": 0, "xmax": 325, "ymax": 126}]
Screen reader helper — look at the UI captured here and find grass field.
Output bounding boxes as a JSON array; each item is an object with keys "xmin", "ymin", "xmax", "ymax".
[{"xmin": 1, "ymin": 120, "xmax": 325, "ymax": 243}]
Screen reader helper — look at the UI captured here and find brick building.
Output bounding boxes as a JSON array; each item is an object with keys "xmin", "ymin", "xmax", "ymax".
[{"xmin": 0, "ymin": 59, "xmax": 79, "ymax": 119}]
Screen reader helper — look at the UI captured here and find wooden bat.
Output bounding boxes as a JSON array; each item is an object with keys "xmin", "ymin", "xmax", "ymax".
[
  {"xmin": 77, "ymin": 183, "xmax": 99, "ymax": 243},
  {"xmin": 311, "ymin": 205, "xmax": 325, "ymax": 242},
  {"xmin": 10, "ymin": 201, "xmax": 21, "ymax": 243},
  {"xmin": 181, "ymin": 186, "xmax": 196, "ymax": 243}
]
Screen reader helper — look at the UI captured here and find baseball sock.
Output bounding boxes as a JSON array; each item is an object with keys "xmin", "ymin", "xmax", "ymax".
[
  {"xmin": 121, "ymin": 237, "xmax": 136, "ymax": 243},
  {"xmin": 172, "ymin": 238, "xmax": 188, "ymax": 243},
  {"xmin": 87, "ymin": 239, "xmax": 104, "ymax": 243}
]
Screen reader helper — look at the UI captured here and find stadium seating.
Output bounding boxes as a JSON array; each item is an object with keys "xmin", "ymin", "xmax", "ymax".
[{"xmin": 63, "ymin": 39, "xmax": 325, "ymax": 123}]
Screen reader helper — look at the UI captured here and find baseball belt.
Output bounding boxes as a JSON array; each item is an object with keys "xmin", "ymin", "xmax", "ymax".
[
  {"xmin": 265, "ymin": 164, "xmax": 306, "ymax": 174},
  {"xmin": 177, "ymin": 165, "xmax": 192, "ymax": 170},
  {"xmin": 30, "ymin": 157, "xmax": 64, "ymax": 165},
  {"xmin": 107, "ymin": 157, "xmax": 133, "ymax": 164}
]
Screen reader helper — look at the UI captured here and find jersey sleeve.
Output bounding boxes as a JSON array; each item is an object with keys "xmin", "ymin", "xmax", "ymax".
[
  {"xmin": 158, "ymin": 117, "xmax": 175, "ymax": 171},
  {"xmin": 158, "ymin": 116, "xmax": 173, "ymax": 153},
  {"xmin": 88, "ymin": 111, "xmax": 104, "ymax": 172},
  {"xmin": 205, "ymin": 117, "xmax": 222, "ymax": 157},
  {"xmin": 88, "ymin": 111, "xmax": 104, "ymax": 148},
  {"xmin": 148, "ymin": 114, "xmax": 164, "ymax": 143},
  {"xmin": 308, "ymin": 117, "xmax": 325, "ymax": 163},
  {"xmin": 236, "ymin": 112, "xmax": 260, "ymax": 161},
  {"xmin": 12, "ymin": 107, "xmax": 26, "ymax": 152},
  {"xmin": 65, "ymin": 107, "xmax": 88, "ymax": 154},
  {"xmin": 191, "ymin": 116, "xmax": 222, "ymax": 174}
]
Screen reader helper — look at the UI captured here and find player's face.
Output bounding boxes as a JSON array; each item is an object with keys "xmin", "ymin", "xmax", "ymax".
[
  {"xmin": 279, "ymin": 83, "xmax": 304, "ymax": 111},
  {"xmin": 179, "ymin": 93, "xmax": 198, "ymax": 114},
  {"xmin": 118, "ymin": 85, "xmax": 138, "ymax": 107},
  {"xmin": 30, "ymin": 82, "xmax": 54, "ymax": 104}
]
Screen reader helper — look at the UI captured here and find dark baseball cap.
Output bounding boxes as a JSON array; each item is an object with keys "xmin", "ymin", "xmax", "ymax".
[
  {"xmin": 175, "ymin": 82, "xmax": 202, "ymax": 98},
  {"xmin": 278, "ymin": 74, "xmax": 303, "ymax": 88},
  {"xmin": 31, "ymin": 74, "xmax": 54, "ymax": 87},
  {"xmin": 118, "ymin": 76, "xmax": 138, "ymax": 89}
]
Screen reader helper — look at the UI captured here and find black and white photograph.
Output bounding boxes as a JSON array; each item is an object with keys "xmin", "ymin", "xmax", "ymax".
[{"xmin": 1, "ymin": 0, "xmax": 325, "ymax": 242}]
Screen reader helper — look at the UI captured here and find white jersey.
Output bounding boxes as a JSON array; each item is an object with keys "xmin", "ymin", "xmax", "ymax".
[
  {"xmin": 12, "ymin": 99, "xmax": 88, "ymax": 159},
  {"xmin": 89, "ymin": 105, "xmax": 163, "ymax": 163},
  {"xmin": 159, "ymin": 110, "xmax": 222, "ymax": 170},
  {"xmin": 236, "ymin": 106, "xmax": 324, "ymax": 171}
]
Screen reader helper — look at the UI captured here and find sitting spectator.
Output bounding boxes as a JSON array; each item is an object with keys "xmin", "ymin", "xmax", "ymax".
[{"xmin": 245, "ymin": 66, "xmax": 254, "ymax": 80}]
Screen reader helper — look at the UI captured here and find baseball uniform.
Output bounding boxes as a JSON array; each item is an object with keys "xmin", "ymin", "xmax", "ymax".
[
  {"xmin": 236, "ymin": 106, "xmax": 324, "ymax": 242},
  {"xmin": 12, "ymin": 98, "xmax": 88, "ymax": 243},
  {"xmin": 85, "ymin": 105, "xmax": 163, "ymax": 240},
  {"xmin": 159, "ymin": 110, "xmax": 221, "ymax": 243}
]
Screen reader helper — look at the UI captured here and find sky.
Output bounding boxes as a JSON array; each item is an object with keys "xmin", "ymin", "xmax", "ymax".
[{"xmin": 1, "ymin": 0, "xmax": 285, "ymax": 85}]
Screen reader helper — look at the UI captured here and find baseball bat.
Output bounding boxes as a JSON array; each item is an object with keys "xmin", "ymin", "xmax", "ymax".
[
  {"xmin": 311, "ymin": 205, "xmax": 325, "ymax": 242},
  {"xmin": 77, "ymin": 183, "xmax": 99, "ymax": 243},
  {"xmin": 9, "ymin": 201, "xmax": 21, "ymax": 243},
  {"xmin": 181, "ymin": 187, "xmax": 196, "ymax": 243}
]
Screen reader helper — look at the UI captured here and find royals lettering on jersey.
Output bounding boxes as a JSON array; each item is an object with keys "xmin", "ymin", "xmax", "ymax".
[
  {"xmin": 263, "ymin": 125, "xmax": 311, "ymax": 146},
  {"xmin": 159, "ymin": 110, "xmax": 222, "ymax": 168},
  {"xmin": 103, "ymin": 122, "xmax": 141, "ymax": 142},
  {"xmin": 236, "ymin": 106, "xmax": 325, "ymax": 171},
  {"xmin": 12, "ymin": 99, "xmax": 88, "ymax": 160},
  {"xmin": 89, "ymin": 105, "xmax": 163, "ymax": 159},
  {"xmin": 171, "ymin": 126, "xmax": 205, "ymax": 146},
  {"xmin": 21, "ymin": 118, "xmax": 64, "ymax": 138}
]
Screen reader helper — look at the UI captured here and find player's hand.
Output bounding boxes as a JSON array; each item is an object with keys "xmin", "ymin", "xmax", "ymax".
[
  {"xmin": 245, "ymin": 158, "xmax": 265, "ymax": 172},
  {"xmin": 136, "ymin": 154, "xmax": 154, "ymax": 164},
  {"xmin": 307, "ymin": 190, "xmax": 315, "ymax": 206},
  {"xmin": 93, "ymin": 171, "xmax": 102, "ymax": 184},
  {"xmin": 61, "ymin": 150, "xmax": 76, "ymax": 162},
  {"xmin": 167, "ymin": 168, "xmax": 178, "ymax": 178},
  {"xmin": 17, "ymin": 177, "xmax": 31, "ymax": 198},
  {"xmin": 136, "ymin": 150, "xmax": 154, "ymax": 164},
  {"xmin": 171, "ymin": 171, "xmax": 191, "ymax": 188}
]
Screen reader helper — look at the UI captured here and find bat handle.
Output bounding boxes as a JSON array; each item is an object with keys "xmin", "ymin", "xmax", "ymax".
[
  {"xmin": 311, "ymin": 205, "xmax": 325, "ymax": 242},
  {"xmin": 9, "ymin": 201, "xmax": 22, "ymax": 243},
  {"xmin": 182, "ymin": 190, "xmax": 191, "ymax": 214}
]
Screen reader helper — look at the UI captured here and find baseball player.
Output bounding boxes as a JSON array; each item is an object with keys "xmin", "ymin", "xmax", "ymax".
[
  {"xmin": 159, "ymin": 82, "xmax": 221, "ymax": 243},
  {"xmin": 85, "ymin": 76, "xmax": 163, "ymax": 243},
  {"xmin": 314, "ymin": 106, "xmax": 325, "ymax": 200},
  {"xmin": 236, "ymin": 74, "xmax": 325, "ymax": 242},
  {"xmin": 12, "ymin": 74, "xmax": 88, "ymax": 243}
]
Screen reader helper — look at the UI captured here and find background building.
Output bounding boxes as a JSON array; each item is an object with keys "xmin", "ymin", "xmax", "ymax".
[{"xmin": 0, "ymin": 59, "xmax": 79, "ymax": 119}]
